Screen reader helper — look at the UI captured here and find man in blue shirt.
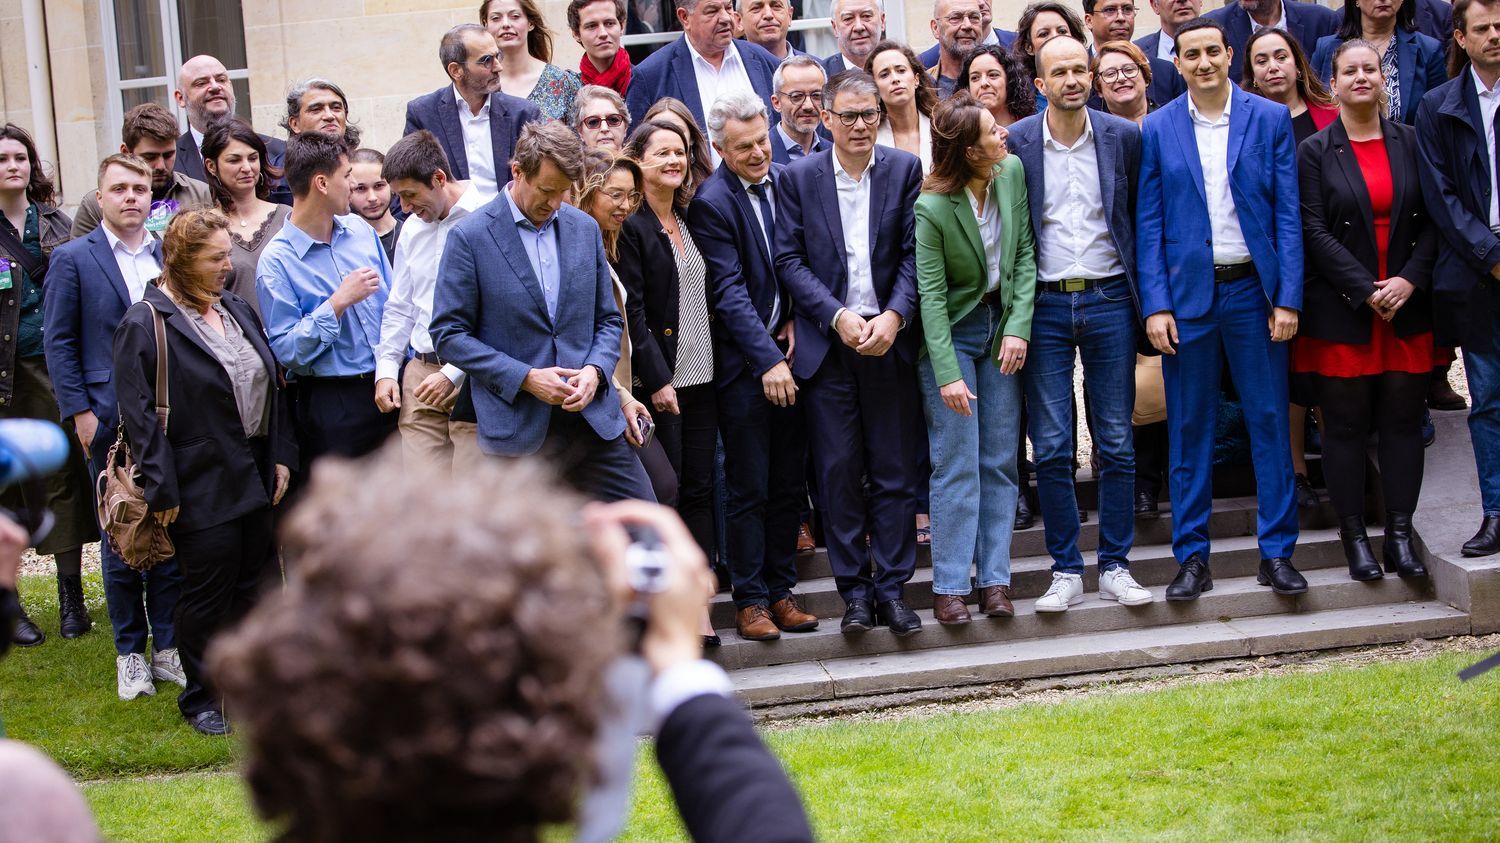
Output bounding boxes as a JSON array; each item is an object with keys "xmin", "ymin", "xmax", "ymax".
[{"xmin": 257, "ymin": 132, "xmax": 397, "ymax": 464}]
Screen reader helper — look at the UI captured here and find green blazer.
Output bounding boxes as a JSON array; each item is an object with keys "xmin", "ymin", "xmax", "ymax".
[{"xmin": 914, "ymin": 157, "xmax": 1036, "ymax": 387}]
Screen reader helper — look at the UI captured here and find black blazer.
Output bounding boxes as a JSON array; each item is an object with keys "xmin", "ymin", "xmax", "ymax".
[
  {"xmin": 613, "ymin": 205, "xmax": 713, "ymax": 395},
  {"xmin": 112, "ymin": 286, "xmax": 297, "ymax": 532},
  {"xmin": 1297, "ymin": 117, "xmax": 1437, "ymax": 344},
  {"xmin": 655, "ymin": 693, "xmax": 814, "ymax": 843}
]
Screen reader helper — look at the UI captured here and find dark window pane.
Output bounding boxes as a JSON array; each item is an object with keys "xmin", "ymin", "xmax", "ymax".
[
  {"xmin": 230, "ymin": 77, "xmax": 253, "ymax": 120},
  {"xmin": 122, "ymin": 85, "xmax": 171, "ymax": 113},
  {"xmin": 114, "ymin": 0, "xmax": 166, "ymax": 81},
  {"xmin": 177, "ymin": 0, "xmax": 247, "ymax": 69}
]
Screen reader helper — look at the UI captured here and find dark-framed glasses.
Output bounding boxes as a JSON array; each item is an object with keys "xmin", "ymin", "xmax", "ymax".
[
  {"xmin": 583, "ymin": 114, "xmax": 627, "ymax": 130},
  {"xmin": 1097, "ymin": 64, "xmax": 1142, "ymax": 83},
  {"xmin": 833, "ymin": 108, "xmax": 881, "ymax": 126}
]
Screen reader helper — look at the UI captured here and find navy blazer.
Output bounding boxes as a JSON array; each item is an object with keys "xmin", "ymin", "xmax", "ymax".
[
  {"xmin": 175, "ymin": 129, "xmax": 292, "ymax": 206},
  {"xmin": 1007, "ymin": 109, "xmax": 1144, "ymax": 314},
  {"xmin": 1416, "ymin": 73, "xmax": 1500, "ymax": 352},
  {"xmin": 1207, "ymin": 1, "xmax": 1341, "ymax": 83},
  {"xmin": 1412, "ymin": 0, "xmax": 1455, "ymax": 43},
  {"xmin": 403, "ymin": 87, "xmax": 541, "ymax": 185},
  {"xmin": 916, "ymin": 28, "xmax": 1018, "ymax": 69},
  {"xmin": 768, "ymin": 125, "xmax": 828, "ymax": 166},
  {"xmin": 1136, "ymin": 88, "xmax": 1304, "ymax": 320},
  {"xmin": 688, "ymin": 162, "xmax": 791, "ymax": 386},
  {"xmin": 1086, "ymin": 52, "xmax": 1186, "ymax": 113},
  {"xmin": 42, "ymin": 226, "xmax": 163, "ymax": 428},
  {"xmin": 1134, "ymin": 29, "xmax": 1168, "ymax": 60},
  {"xmin": 625, "ymin": 38, "xmax": 780, "ymax": 131},
  {"xmin": 1310, "ymin": 29, "xmax": 1446, "ymax": 124},
  {"xmin": 430, "ymin": 200, "xmax": 624, "ymax": 456},
  {"xmin": 772, "ymin": 146, "xmax": 922, "ymax": 379}
]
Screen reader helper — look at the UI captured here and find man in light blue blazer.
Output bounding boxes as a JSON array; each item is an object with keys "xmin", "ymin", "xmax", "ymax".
[
  {"xmin": 1136, "ymin": 17, "xmax": 1306, "ymax": 601},
  {"xmin": 430, "ymin": 122, "xmax": 652, "ymax": 502},
  {"xmin": 624, "ymin": 0, "xmax": 780, "ymax": 131}
]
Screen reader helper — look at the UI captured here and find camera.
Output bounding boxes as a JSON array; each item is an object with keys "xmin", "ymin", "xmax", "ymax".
[{"xmin": 623, "ymin": 524, "xmax": 670, "ymax": 594}]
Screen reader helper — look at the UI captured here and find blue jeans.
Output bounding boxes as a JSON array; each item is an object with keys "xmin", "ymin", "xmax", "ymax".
[
  {"xmin": 1464, "ymin": 290, "xmax": 1500, "ymax": 514},
  {"xmin": 1024, "ymin": 278, "xmax": 1138, "ymax": 574},
  {"xmin": 919, "ymin": 302, "xmax": 1023, "ymax": 595}
]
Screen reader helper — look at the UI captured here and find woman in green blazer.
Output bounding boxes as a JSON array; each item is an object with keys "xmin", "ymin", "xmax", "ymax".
[{"xmin": 915, "ymin": 91, "xmax": 1037, "ymax": 626}]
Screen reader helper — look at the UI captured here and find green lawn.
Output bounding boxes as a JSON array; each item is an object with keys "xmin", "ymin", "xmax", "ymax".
[{"xmin": 5, "ymin": 574, "xmax": 1499, "ymax": 841}]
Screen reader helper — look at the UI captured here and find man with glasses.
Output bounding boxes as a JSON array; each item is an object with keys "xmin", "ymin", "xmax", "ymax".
[
  {"xmin": 929, "ymin": 0, "xmax": 988, "ymax": 96},
  {"xmin": 1204, "ymin": 0, "xmax": 1339, "ymax": 83},
  {"xmin": 1083, "ymin": 0, "xmax": 1184, "ymax": 106},
  {"xmin": 572, "ymin": 86, "xmax": 631, "ymax": 149},
  {"xmin": 404, "ymin": 24, "xmax": 541, "ymax": 201},
  {"xmin": 918, "ymin": 0, "xmax": 1018, "ymax": 70},
  {"xmin": 775, "ymin": 70, "xmax": 924, "ymax": 637},
  {"xmin": 770, "ymin": 55, "xmax": 829, "ymax": 163}
]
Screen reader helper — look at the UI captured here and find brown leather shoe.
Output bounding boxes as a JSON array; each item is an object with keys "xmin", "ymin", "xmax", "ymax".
[
  {"xmin": 796, "ymin": 523, "xmax": 816, "ymax": 555},
  {"xmin": 737, "ymin": 605, "xmax": 781, "ymax": 641},
  {"xmin": 979, "ymin": 585, "xmax": 1014, "ymax": 617},
  {"xmin": 769, "ymin": 594, "xmax": 819, "ymax": 631},
  {"xmin": 933, "ymin": 594, "xmax": 972, "ymax": 625}
]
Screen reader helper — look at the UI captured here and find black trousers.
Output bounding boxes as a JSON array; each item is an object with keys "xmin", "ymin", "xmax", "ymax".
[
  {"xmin": 294, "ymin": 375, "xmax": 398, "ymax": 466},
  {"xmin": 655, "ymin": 382, "xmax": 719, "ymax": 558},
  {"xmin": 542, "ymin": 408, "xmax": 656, "ymax": 502}
]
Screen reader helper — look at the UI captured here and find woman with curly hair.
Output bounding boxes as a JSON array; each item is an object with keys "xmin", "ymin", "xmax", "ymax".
[
  {"xmin": 957, "ymin": 44, "xmax": 1036, "ymax": 128},
  {"xmin": 485, "ymin": 0, "xmax": 582, "ymax": 121},
  {"xmin": 1014, "ymin": 0, "xmax": 1088, "ymax": 86},
  {"xmin": 865, "ymin": 40, "xmax": 938, "ymax": 173}
]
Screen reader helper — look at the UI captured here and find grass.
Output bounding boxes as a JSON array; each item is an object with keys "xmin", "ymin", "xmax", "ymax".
[{"xmin": 5, "ymin": 573, "xmax": 1499, "ymax": 841}]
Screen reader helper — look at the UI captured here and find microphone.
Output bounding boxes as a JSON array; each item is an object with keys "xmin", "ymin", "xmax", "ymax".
[{"xmin": 0, "ymin": 419, "xmax": 71, "ymax": 488}]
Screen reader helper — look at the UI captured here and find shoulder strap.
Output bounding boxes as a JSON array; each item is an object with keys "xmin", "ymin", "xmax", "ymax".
[
  {"xmin": 144, "ymin": 302, "xmax": 169, "ymax": 433},
  {"xmin": 0, "ymin": 214, "xmax": 46, "ymax": 282}
]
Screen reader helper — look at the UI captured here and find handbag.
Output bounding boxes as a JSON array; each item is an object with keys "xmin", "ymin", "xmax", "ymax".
[{"xmin": 95, "ymin": 302, "xmax": 174, "ymax": 571}]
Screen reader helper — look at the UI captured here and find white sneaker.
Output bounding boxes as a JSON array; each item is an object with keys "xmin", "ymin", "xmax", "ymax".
[
  {"xmin": 1099, "ymin": 567, "xmax": 1153, "ymax": 606},
  {"xmin": 117, "ymin": 653, "xmax": 156, "ymax": 700},
  {"xmin": 1035, "ymin": 572, "xmax": 1084, "ymax": 612},
  {"xmin": 151, "ymin": 647, "xmax": 187, "ymax": 688}
]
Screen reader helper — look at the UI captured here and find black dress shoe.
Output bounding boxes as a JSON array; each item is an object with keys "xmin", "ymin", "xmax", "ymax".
[
  {"xmin": 1078, "ymin": 507, "xmax": 1090, "ymax": 524},
  {"xmin": 1462, "ymin": 515, "xmax": 1500, "ymax": 558},
  {"xmin": 11, "ymin": 606, "xmax": 44, "ymax": 647},
  {"xmin": 1134, "ymin": 490, "xmax": 1160, "ymax": 518},
  {"xmin": 1015, "ymin": 494, "xmax": 1035, "ymax": 530},
  {"xmin": 57, "ymin": 574, "xmax": 91, "ymax": 639},
  {"xmin": 1166, "ymin": 555, "xmax": 1212, "ymax": 601},
  {"xmin": 841, "ymin": 599, "xmax": 875, "ymax": 634},
  {"xmin": 187, "ymin": 710, "xmax": 231, "ymax": 736},
  {"xmin": 1339, "ymin": 515, "xmax": 1383, "ymax": 581},
  {"xmin": 702, "ymin": 635, "xmax": 722, "ymax": 648},
  {"xmin": 1258, "ymin": 557, "xmax": 1309, "ymax": 595},
  {"xmin": 1382, "ymin": 512, "xmax": 1427, "ymax": 578},
  {"xmin": 1294, "ymin": 474, "xmax": 1319, "ymax": 509},
  {"xmin": 877, "ymin": 599, "xmax": 922, "ymax": 636}
]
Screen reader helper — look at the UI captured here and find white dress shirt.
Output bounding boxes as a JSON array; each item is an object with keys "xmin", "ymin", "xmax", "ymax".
[
  {"xmin": 375, "ymin": 183, "xmax": 485, "ymax": 386},
  {"xmin": 686, "ymin": 40, "xmax": 756, "ymax": 166},
  {"xmin": 1187, "ymin": 93, "xmax": 1252, "ymax": 265},
  {"xmin": 832, "ymin": 152, "xmax": 880, "ymax": 318},
  {"xmin": 967, "ymin": 181, "xmax": 1005, "ymax": 293},
  {"xmin": 1156, "ymin": 30, "xmax": 1176, "ymax": 61},
  {"xmin": 1251, "ymin": 0, "xmax": 1290, "ymax": 33},
  {"xmin": 1474, "ymin": 67, "xmax": 1500, "ymax": 234},
  {"xmin": 454, "ymin": 86, "xmax": 499, "ymax": 200},
  {"xmin": 102, "ymin": 225, "xmax": 160, "ymax": 303},
  {"xmin": 1037, "ymin": 115, "xmax": 1124, "ymax": 283},
  {"xmin": 875, "ymin": 113, "xmax": 934, "ymax": 174}
]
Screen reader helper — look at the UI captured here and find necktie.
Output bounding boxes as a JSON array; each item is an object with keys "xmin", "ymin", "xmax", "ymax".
[{"xmin": 747, "ymin": 181, "xmax": 781, "ymax": 329}]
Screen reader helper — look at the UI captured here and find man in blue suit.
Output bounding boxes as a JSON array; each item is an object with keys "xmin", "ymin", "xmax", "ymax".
[
  {"xmin": 1084, "ymin": 0, "xmax": 1186, "ymax": 107},
  {"xmin": 43, "ymin": 154, "xmax": 182, "ymax": 701},
  {"xmin": 1206, "ymin": 0, "xmax": 1340, "ymax": 83},
  {"xmin": 917, "ymin": 0, "xmax": 1019, "ymax": 71},
  {"xmin": 1136, "ymin": 0, "xmax": 1201, "ymax": 60},
  {"xmin": 431, "ymin": 122, "xmax": 651, "ymax": 502},
  {"xmin": 823, "ymin": 0, "xmax": 886, "ymax": 75},
  {"xmin": 769, "ymin": 55, "xmax": 830, "ymax": 164},
  {"xmin": 775, "ymin": 71, "xmax": 924, "ymax": 636},
  {"xmin": 1136, "ymin": 18, "xmax": 1307, "ymax": 600},
  {"xmin": 404, "ymin": 24, "xmax": 542, "ymax": 201},
  {"xmin": 624, "ymin": 0, "xmax": 780, "ymax": 134}
]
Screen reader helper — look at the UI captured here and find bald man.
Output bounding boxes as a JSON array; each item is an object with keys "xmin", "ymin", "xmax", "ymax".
[{"xmin": 173, "ymin": 55, "xmax": 292, "ymax": 205}]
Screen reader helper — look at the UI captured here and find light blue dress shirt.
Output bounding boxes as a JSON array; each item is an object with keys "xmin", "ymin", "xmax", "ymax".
[
  {"xmin": 503, "ymin": 185, "xmax": 561, "ymax": 320},
  {"xmin": 256, "ymin": 213, "xmax": 391, "ymax": 376}
]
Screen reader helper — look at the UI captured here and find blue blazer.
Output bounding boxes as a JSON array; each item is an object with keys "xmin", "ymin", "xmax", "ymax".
[
  {"xmin": 688, "ymin": 162, "xmax": 791, "ymax": 386},
  {"xmin": 772, "ymin": 146, "xmax": 923, "ymax": 379},
  {"xmin": 42, "ymin": 226, "xmax": 163, "ymax": 428},
  {"xmin": 1310, "ymin": 29, "xmax": 1446, "ymax": 124},
  {"xmin": 1135, "ymin": 88, "xmax": 1303, "ymax": 320},
  {"xmin": 403, "ymin": 86, "xmax": 541, "ymax": 184},
  {"xmin": 1207, "ymin": 1, "xmax": 1341, "ymax": 83},
  {"xmin": 1007, "ymin": 109, "xmax": 1144, "ymax": 314},
  {"xmin": 1416, "ymin": 73, "xmax": 1500, "ymax": 352},
  {"xmin": 430, "ymin": 201, "xmax": 624, "ymax": 456},
  {"xmin": 1134, "ymin": 30, "xmax": 1168, "ymax": 60},
  {"xmin": 917, "ymin": 28, "xmax": 1018, "ymax": 69},
  {"xmin": 1412, "ymin": 0, "xmax": 1455, "ymax": 43},
  {"xmin": 625, "ymin": 38, "xmax": 780, "ymax": 131}
]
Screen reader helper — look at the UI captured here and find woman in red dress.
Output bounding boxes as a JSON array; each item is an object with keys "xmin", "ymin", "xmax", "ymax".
[{"xmin": 1296, "ymin": 39, "xmax": 1437, "ymax": 582}]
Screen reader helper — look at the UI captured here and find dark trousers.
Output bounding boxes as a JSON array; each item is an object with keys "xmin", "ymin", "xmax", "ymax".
[
  {"xmin": 0, "ymin": 356, "xmax": 96, "ymax": 554},
  {"xmin": 655, "ymin": 382, "xmax": 718, "ymax": 558},
  {"xmin": 294, "ymin": 375, "xmax": 398, "ymax": 465},
  {"xmin": 1135, "ymin": 421, "xmax": 1168, "ymax": 498},
  {"xmin": 542, "ymin": 408, "xmax": 656, "ymax": 502},
  {"xmin": 804, "ymin": 344, "xmax": 919, "ymax": 604},
  {"xmin": 718, "ymin": 369, "xmax": 807, "ymax": 609}
]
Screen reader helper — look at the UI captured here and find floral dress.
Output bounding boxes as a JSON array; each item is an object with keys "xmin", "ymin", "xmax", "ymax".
[{"xmin": 528, "ymin": 64, "xmax": 582, "ymax": 122}]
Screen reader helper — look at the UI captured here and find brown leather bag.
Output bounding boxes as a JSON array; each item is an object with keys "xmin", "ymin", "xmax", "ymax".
[{"xmin": 95, "ymin": 302, "xmax": 174, "ymax": 571}]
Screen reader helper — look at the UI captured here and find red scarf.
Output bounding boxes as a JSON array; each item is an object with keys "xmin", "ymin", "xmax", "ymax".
[{"xmin": 580, "ymin": 48, "xmax": 632, "ymax": 97}]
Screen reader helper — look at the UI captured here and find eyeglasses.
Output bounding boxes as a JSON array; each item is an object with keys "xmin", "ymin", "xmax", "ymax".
[
  {"xmin": 601, "ymin": 188, "xmax": 643, "ymax": 206},
  {"xmin": 1097, "ymin": 64, "xmax": 1142, "ymax": 82},
  {"xmin": 832, "ymin": 108, "xmax": 882, "ymax": 126},
  {"xmin": 583, "ymin": 114, "xmax": 626, "ymax": 130},
  {"xmin": 943, "ymin": 11, "xmax": 983, "ymax": 25},
  {"xmin": 777, "ymin": 90, "xmax": 820, "ymax": 105},
  {"xmin": 469, "ymin": 52, "xmax": 501, "ymax": 67},
  {"xmin": 1096, "ymin": 4, "xmax": 1136, "ymax": 16}
]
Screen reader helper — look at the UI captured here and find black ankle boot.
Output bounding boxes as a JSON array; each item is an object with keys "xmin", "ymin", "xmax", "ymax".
[
  {"xmin": 1383, "ymin": 512, "xmax": 1427, "ymax": 578},
  {"xmin": 1339, "ymin": 515, "xmax": 1382, "ymax": 581},
  {"xmin": 57, "ymin": 574, "xmax": 91, "ymax": 639}
]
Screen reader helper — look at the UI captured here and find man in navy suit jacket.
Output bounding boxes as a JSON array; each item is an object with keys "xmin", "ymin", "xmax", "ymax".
[
  {"xmin": 173, "ymin": 55, "xmax": 292, "ymax": 206},
  {"xmin": 774, "ymin": 71, "xmax": 924, "ymax": 636},
  {"xmin": 625, "ymin": 0, "xmax": 780, "ymax": 132},
  {"xmin": 404, "ymin": 25, "xmax": 542, "ymax": 200},
  {"xmin": 43, "ymin": 155, "xmax": 181, "ymax": 694},
  {"xmin": 1135, "ymin": 0, "xmax": 1202, "ymax": 60},
  {"xmin": 823, "ymin": 0, "xmax": 888, "ymax": 75},
  {"xmin": 1136, "ymin": 18, "xmax": 1306, "ymax": 600},
  {"xmin": 430, "ymin": 122, "xmax": 651, "ymax": 502},
  {"xmin": 768, "ymin": 55, "xmax": 830, "ymax": 165},
  {"xmin": 1207, "ymin": 0, "xmax": 1340, "ymax": 83},
  {"xmin": 1083, "ymin": 0, "xmax": 1186, "ymax": 106},
  {"xmin": 917, "ymin": 0, "xmax": 1019, "ymax": 70}
]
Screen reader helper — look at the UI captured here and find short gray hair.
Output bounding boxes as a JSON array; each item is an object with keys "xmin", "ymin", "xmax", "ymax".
[
  {"xmin": 821, "ymin": 68, "xmax": 879, "ymax": 111},
  {"xmin": 706, "ymin": 91, "xmax": 769, "ymax": 145},
  {"xmin": 441, "ymin": 23, "xmax": 488, "ymax": 69},
  {"xmin": 772, "ymin": 53, "xmax": 827, "ymax": 92},
  {"xmin": 571, "ymin": 85, "xmax": 630, "ymax": 131}
]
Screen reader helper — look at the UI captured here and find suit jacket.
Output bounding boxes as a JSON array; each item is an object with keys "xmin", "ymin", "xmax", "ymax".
[
  {"xmin": 913, "ymin": 157, "xmax": 1036, "ymax": 388},
  {"xmin": 1009, "ymin": 109, "xmax": 1143, "ymax": 312},
  {"xmin": 1208, "ymin": 1, "xmax": 1341, "ymax": 83},
  {"xmin": 1412, "ymin": 0, "xmax": 1455, "ymax": 43},
  {"xmin": 175, "ymin": 130, "xmax": 292, "ymax": 206},
  {"xmin": 1136, "ymin": 88, "xmax": 1304, "ymax": 320},
  {"xmin": 403, "ymin": 86, "xmax": 541, "ymax": 185},
  {"xmin": 430, "ymin": 200, "xmax": 624, "ymax": 455},
  {"xmin": 112, "ymin": 286, "xmax": 296, "ymax": 531},
  {"xmin": 655, "ymin": 693, "xmax": 814, "ymax": 843},
  {"xmin": 773, "ymin": 145, "xmax": 922, "ymax": 379},
  {"xmin": 1134, "ymin": 29, "xmax": 1168, "ymax": 59},
  {"xmin": 1416, "ymin": 73, "xmax": 1500, "ymax": 352},
  {"xmin": 917, "ymin": 28, "xmax": 1019, "ymax": 69},
  {"xmin": 688, "ymin": 162, "xmax": 790, "ymax": 387},
  {"xmin": 1310, "ymin": 29, "xmax": 1446, "ymax": 124},
  {"xmin": 613, "ymin": 205, "xmax": 714, "ymax": 395},
  {"xmin": 768, "ymin": 126, "xmax": 827, "ymax": 166},
  {"xmin": 625, "ymin": 38, "xmax": 780, "ymax": 131},
  {"xmin": 1298, "ymin": 116, "xmax": 1436, "ymax": 343},
  {"xmin": 42, "ymin": 226, "xmax": 164, "ymax": 428}
]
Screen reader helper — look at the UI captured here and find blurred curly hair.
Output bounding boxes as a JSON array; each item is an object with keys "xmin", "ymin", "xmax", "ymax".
[{"xmin": 210, "ymin": 445, "xmax": 620, "ymax": 843}]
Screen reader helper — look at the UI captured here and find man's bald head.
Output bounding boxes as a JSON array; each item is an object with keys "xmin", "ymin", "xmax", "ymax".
[
  {"xmin": 174, "ymin": 55, "xmax": 235, "ymax": 132},
  {"xmin": 1035, "ymin": 31, "xmax": 1088, "ymax": 76}
]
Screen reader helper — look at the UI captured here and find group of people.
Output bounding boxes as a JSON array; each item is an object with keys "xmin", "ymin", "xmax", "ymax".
[{"xmin": 1, "ymin": 0, "xmax": 1498, "ymax": 744}]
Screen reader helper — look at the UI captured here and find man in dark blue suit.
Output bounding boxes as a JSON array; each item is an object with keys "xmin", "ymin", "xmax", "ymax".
[
  {"xmin": 173, "ymin": 55, "xmax": 292, "ymax": 206},
  {"xmin": 1412, "ymin": 0, "xmax": 1456, "ymax": 43},
  {"xmin": 404, "ymin": 25, "xmax": 541, "ymax": 201},
  {"xmin": 431, "ymin": 122, "xmax": 651, "ymax": 502},
  {"xmin": 774, "ymin": 71, "xmax": 924, "ymax": 636},
  {"xmin": 769, "ymin": 55, "xmax": 830, "ymax": 164},
  {"xmin": 1136, "ymin": 18, "xmax": 1306, "ymax": 600},
  {"xmin": 1415, "ymin": 0, "xmax": 1500, "ymax": 556},
  {"xmin": 823, "ymin": 0, "xmax": 886, "ymax": 75},
  {"xmin": 917, "ymin": 0, "xmax": 1019, "ymax": 70},
  {"xmin": 1206, "ymin": 0, "xmax": 1340, "ymax": 83},
  {"xmin": 926, "ymin": 0, "xmax": 994, "ymax": 95},
  {"xmin": 1084, "ymin": 0, "xmax": 1186, "ymax": 105},
  {"xmin": 43, "ymin": 155, "xmax": 182, "ymax": 700},
  {"xmin": 624, "ymin": 0, "xmax": 780, "ymax": 133},
  {"xmin": 1136, "ymin": 0, "xmax": 1202, "ymax": 60}
]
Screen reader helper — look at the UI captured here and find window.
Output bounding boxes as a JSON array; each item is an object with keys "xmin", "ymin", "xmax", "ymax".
[
  {"xmin": 101, "ymin": 0, "xmax": 251, "ymax": 134},
  {"xmin": 622, "ymin": 0, "xmax": 906, "ymax": 64}
]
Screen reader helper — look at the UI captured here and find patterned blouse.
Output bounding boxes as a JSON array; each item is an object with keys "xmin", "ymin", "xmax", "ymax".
[
  {"xmin": 667, "ymin": 211, "xmax": 714, "ymax": 389},
  {"xmin": 1380, "ymin": 37, "xmax": 1401, "ymax": 122},
  {"xmin": 528, "ymin": 64, "xmax": 583, "ymax": 123}
]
